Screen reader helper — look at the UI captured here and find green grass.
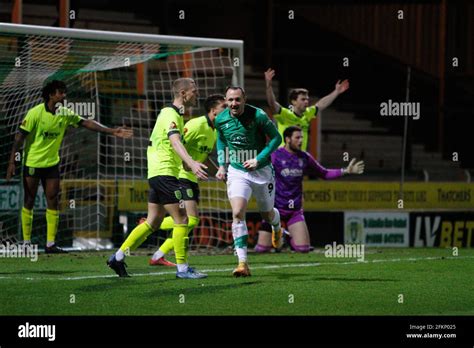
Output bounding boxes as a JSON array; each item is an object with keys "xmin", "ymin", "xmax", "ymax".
[{"xmin": 1, "ymin": 248, "xmax": 473, "ymax": 316}]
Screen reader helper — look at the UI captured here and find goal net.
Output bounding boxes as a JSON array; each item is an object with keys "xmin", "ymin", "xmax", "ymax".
[{"xmin": 0, "ymin": 23, "xmax": 243, "ymax": 251}]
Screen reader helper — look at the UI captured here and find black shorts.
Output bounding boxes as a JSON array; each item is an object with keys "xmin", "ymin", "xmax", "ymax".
[
  {"xmin": 179, "ymin": 178, "xmax": 200, "ymax": 202},
  {"xmin": 148, "ymin": 175, "xmax": 184, "ymax": 205},
  {"xmin": 23, "ymin": 164, "xmax": 60, "ymax": 180}
]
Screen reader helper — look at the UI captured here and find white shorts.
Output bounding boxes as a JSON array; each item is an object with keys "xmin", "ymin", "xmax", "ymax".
[{"xmin": 227, "ymin": 165, "xmax": 275, "ymax": 212}]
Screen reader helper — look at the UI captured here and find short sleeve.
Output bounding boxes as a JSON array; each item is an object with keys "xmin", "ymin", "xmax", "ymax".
[
  {"xmin": 161, "ymin": 108, "xmax": 181, "ymax": 138},
  {"xmin": 19, "ymin": 109, "xmax": 37, "ymax": 134},
  {"xmin": 273, "ymin": 106, "xmax": 294, "ymax": 124},
  {"xmin": 305, "ymin": 106, "xmax": 317, "ymax": 122}
]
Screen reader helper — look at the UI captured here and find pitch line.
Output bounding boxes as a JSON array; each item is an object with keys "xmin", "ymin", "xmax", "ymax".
[{"xmin": 0, "ymin": 255, "xmax": 472, "ymax": 281}]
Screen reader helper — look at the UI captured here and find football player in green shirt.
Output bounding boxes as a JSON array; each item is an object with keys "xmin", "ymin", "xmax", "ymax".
[
  {"xmin": 5, "ymin": 80, "xmax": 133, "ymax": 253},
  {"xmin": 148, "ymin": 94, "xmax": 226, "ymax": 266},
  {"xmin": 215, "ymin": 86, "xmax": 282, "ymax": 277},
  {"xmin": 107, "ymin": 78, "xmax": 209, "ymax": 279},
  {"xmin": 264, "ymin": 68, "xmax": 349, "ymax": 151}
]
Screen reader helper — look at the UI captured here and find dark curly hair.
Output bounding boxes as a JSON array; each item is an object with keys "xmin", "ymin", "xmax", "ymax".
[{"xmin": 42, "ymin": 80, "xmax": 67, "ymax": 102}]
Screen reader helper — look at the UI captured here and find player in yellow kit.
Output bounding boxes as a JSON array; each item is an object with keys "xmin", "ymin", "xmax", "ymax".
[
  {"xmin": 107, "ymin": 78, "xmax": 209, "ymax": 278},
  {"xmin": 260, "ymin": 69, "xmax": 349, "ymax": 249},
  {"xmin": 264, "ymin": 68, "xmax": 349, "ymax": 151},
  {"xmin": 148, "ymin": 94, "xmax": 226, "ymax": 266},
  {"xmin": 5, "ymin": 80, "xmax": 133, "ymax": 253}
]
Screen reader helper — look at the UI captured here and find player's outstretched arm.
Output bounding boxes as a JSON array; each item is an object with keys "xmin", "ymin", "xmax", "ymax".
[
  {"xmin": 264, "ymin": 68, "xmax": 281, "ymax": 115},
  {"xmin": 169, "ymin": 133, "xmax": 208, "ymax": 180},
  {"xmin": 305, "ymin": 152, "xmax": 364, "ymax": 179},
  {"xmin": 314, "ymin": 79, "xmax": 350, "ymax": 111},
  {"xmin": 81, "ymin": 119, "xmax": 133, "ymax": 138},
  {"xmin": 344, "ymin": 158, "xmax": 365, "ymax": 175},
  {"xmin": 6, "ymin": 131, "xmax": 27, "ymax": 181}
]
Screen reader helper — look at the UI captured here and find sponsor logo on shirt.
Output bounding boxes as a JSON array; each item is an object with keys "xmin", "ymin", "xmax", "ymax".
[
  {"xmin": 199, "ymin": 145, "xmax": 212, "ymax": 154},
  {"xmin": 169, "ymin": 121, "xmax": 177, "ymax": 130},
  {"xmin": 41, "ymin": 131, "xmax": 60, "ymax": 139},
  {"xmin": 281, "ymin": 168, "xmax": 303, "ymax": 177},
  {"xmin": 229, "ymin": 134, "xmax": 248, "ymax": 146}
]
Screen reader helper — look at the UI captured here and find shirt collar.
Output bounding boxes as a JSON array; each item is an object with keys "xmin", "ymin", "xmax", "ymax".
[
  {"xmin": 44, "ymin": 102, "xmax": 55, "ymax": 114},
  {"xmin": 170, "ymin": 104, "xmax": 182, "ymax": 115},
  {"xmin": 205, "ymin": 114, "xmax": 214, "ymax": 129}
]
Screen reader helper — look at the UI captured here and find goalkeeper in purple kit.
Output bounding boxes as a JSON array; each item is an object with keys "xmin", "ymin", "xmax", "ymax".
[{"xmin": 255, "ymin": 126, "xmax": 364, "ymax": 253}]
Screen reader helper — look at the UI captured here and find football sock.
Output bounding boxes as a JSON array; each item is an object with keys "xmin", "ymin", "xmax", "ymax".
[
  {"xmin": 152, "ymin": 249, "xmax": 165, "ymax": 261},
  {"xmin": 159, "ymin": 216, "xmax": 175, "ymax": 230},
  {"xmin": 21, "ymin": 207, "xmax": 33, "ymax": 242},
  {"xmin": 153, "ymin": 237, "xmax": 174, "ymax": 260},
  {"xmin": 232, "ymin": 221, "xmax": 248, "ymax": 263},
  {"xmin": 177, "ymin": 262, "xmax": 189, "ymax": 273},
  {"xmin": 154, "ymin": 215, "xmax": 198, "ymax": 261},
  {"xmin": 118, "ymin": 221, "xmax": 154, "ymax": 258},
  {"xmin": 187, "ymin": 215, "xmax": 200, "ymax": 233},
  {"xmin": 46, "ymin": 209, "xmax": 59, "ymax": 246},
  {"xmin": 172, "ymin": 224, "xmax": 188, "ymax": 267}
]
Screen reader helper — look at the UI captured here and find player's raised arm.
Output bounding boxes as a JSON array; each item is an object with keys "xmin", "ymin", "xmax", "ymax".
[
  {"xmin": 80, "ymin": 119, "xmax": 133, "ymax": 138},
  {"xmin": 314, "ymin": 79, "xmax": 350, "ymax": 111},
  {"xmin": 169, "ymin": 133, "xmax": 208, "ymax": 180},
  {"xmin": 264, "ymin": 68, "xmax": 281, "ymax": 115}
]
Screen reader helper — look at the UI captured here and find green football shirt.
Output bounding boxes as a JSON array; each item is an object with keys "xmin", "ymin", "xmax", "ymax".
[
  {"xmin": 147, "ymin": 105, "xmax": 185, "ymax": 179},
  {"xmin": 215, "ymin": 104, "xmax": 281, "ymax": 172},
  {"xmin": 179, "ymin": 115, "xmax": 216, "ymax": 183},
  {"xmin": 19, "ymin": 103, "xmax": 83, "ymax": 168},
  {"xmin": 274, "ymin": 105, "xmax": 318, "ymax": 151}
]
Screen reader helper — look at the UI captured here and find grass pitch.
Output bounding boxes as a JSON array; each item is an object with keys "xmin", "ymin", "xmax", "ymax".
[{"xmin": 1, "ymin": 248, "xmax": 473, "ymax": 316}]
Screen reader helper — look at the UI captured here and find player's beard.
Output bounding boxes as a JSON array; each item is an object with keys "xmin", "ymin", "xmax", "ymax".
[{"xmin": 290, "ymin": 143, "xmax": 301, "ymax": 152}]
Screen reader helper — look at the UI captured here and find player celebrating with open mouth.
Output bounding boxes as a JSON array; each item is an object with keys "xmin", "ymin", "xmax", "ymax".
[{"xmin": 215, "ymin": 86, "xmax": 282, "ymax": 277}]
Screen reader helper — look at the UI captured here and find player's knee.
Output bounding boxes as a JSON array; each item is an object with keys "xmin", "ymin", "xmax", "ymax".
[
  {"xmin": 146, "ymin": 217, "xmax": 161, "ymax": 231},
  {"xmin": 173, "ymin": 215, "xmax": 188, "ymax": 225},
  {"xmin": 24, "ymin": 197, "xmax": 35, "ymax": 209},
  {"xmin": 46, "ymin": 197, "xmax": 59, "ymax": 208},
  {"xmin": 45, "ymin": 192, "xmax": 59, "ymax": 204}
]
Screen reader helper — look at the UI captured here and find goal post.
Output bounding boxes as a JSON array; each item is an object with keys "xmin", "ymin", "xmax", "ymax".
[{"xmin": 0, "ymin": 22, "xmax": 244, "ymax": 251}]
